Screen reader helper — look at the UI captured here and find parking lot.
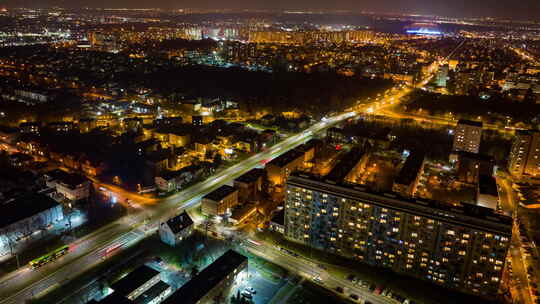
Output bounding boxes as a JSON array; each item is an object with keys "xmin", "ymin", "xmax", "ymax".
[{"xmin": 231, "ymin": 264, "xmax": 286, "ymax": 304}]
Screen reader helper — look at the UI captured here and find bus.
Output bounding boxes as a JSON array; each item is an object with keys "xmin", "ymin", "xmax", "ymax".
[{"xmin": 29, "ymin": 245, "xmax": 69, "ymax": 269}]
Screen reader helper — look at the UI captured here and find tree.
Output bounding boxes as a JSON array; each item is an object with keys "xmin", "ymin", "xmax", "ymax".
[
  {"xmin": 213, "ymin": 153, "xmax": 223, "ymax": 168},
  {"xmin": 190, "ymin": 265, "xmax": 199, "ymax": 277}
]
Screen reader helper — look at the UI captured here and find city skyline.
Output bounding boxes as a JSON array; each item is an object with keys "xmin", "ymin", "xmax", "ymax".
[{"xmin": 2, "ymin": 0, "xmax": 540, "ymax": 21}]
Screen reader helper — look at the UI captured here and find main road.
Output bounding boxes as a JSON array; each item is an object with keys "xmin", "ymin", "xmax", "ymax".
[
  {"xmin": 0, "ymin": 54, "xmax": 444, "ymax": 303},
  {"xmin": 0, "ymin": 113, "xmax": 355, "ymax": 304}
]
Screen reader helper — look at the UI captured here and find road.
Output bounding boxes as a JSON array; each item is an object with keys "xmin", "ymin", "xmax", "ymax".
[
  {"xmin": 244, "ymin": 241, "xmax": 398, "ymax": 304},
  {"xmin": 0, "ymin": 52, "xmax": 445, "ymax": 303},
  {"xmin": 496, "ymin": 171, "xmax": 535, "ymax": 304},
  {"xmin": 0, "ymin": 113, "xmax": 355, "ymax": 304}
]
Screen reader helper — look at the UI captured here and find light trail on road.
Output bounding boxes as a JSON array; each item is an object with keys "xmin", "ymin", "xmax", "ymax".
[{"xmin": 0, "ymin": 113, "xmax": 355, "ymax": 304}]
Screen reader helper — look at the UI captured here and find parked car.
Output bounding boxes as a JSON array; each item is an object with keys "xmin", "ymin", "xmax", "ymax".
[{"xmin": 241, "ymin": 291, "xmax": 253, "ymax": 299}]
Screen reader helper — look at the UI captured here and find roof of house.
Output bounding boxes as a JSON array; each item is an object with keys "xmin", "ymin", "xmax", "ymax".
[
  {"xmin": 268, "ymin": 149, "xmax": 304, "ymax": 168},
  {"xmin": 133, "ymin": 280, "xmax": 170, "ymax": 304},
  {"xmin": 165, "ymin": 211, "xmax": 194, "ymax": 234},
  {"xmin": 325, "ymin": 147, "xmax": 366, "ymax": 184},
  {"xmin": 234, "ymin": 168, "xmax": 265, "ymax": 184},
  {"xmin": 270, "ymin": 209, "xmax": 285, "ymax": 226},
  {"xmin": 0, "ymin": 193, "xmax": 60, "ymax": 229},
  {"xmin": 478, "ymin": 174, "xmax": 498, "ymax": 196},
  {"xmin": 163, "ymin": 250, "xmax": 247, "ymax": 304},
  {"xmin": 203, "ymin": 185, "xmax": 237, "ymax": 202},
  {"xmin": 44, "ymin": 169, "xmax": 88, "ymax": 188},
  {"xmin": 110, "ymin": 265, "xmax": 160, "ymax": 297},
  {"xmin": 394, "ymin": 151, "xmax": 426, "ymax": 186},
  {"xmin": 9, "ymin": 152, "xmax": 33, "ymax": 162},
  {"xmin": 94, "ymin": 293, "xmax": 135, "ymax": 304}
]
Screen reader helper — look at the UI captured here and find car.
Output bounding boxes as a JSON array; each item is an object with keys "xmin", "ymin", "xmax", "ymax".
[
  {"xmin": 245, "ymin": 287, "xmax": 256, "ymax": 294},
  {"xmin": 313, "ymin": 276, "xmax": 324, "ymax": 284},
  {"xmin": 349, "ymin": 294, "xmax": 359, "ymax": 301},
  {"xmin": 241, "ymin": 291, "xmax": 253, "ymax": 299}
]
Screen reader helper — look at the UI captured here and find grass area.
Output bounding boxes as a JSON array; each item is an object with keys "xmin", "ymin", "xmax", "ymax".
[
  {"xmin": 246, "ymin": 253, "xmax": 288, "ymax": 283},
  {"xmin": 287, "ymin": 280, "xmax": 349, "ymax": 304},
  {"xmin": 257, "ymin": 231, "xmax": 495, "ymax": 304},
  {"xmin": 268, "ymin": 282, "xmax": 296, "ymax": 304}
]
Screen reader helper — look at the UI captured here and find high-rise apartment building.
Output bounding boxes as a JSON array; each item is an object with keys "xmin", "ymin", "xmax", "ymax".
[
  {"xmin": 285, "ymin": 173, "xmax": 511, "ymax": 298},
  {"xmin": 453, "ymin": 120, "xmax": 483, "ymax": 154},
  {"xmin": 509, "ymin": 130, "xmax": 540, "ymax": 177}
]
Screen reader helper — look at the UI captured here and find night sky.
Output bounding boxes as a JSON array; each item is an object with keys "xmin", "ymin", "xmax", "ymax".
[{"xmin": 4, "ymin": 0, "xmax": 540, "ymax": 20}]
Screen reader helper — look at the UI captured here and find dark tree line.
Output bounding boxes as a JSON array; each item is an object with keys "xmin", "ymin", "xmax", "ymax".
[{"xmin": 132, "ymin": 66, "xmax": 392, "ymax": 116}]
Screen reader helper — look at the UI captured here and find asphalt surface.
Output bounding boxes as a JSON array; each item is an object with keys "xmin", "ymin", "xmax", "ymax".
[
  {"xmin": 0, "ymin": 113, "xmax": 354, "ymax": 304},
  {"xmin": 0, "ymin": 56, "xmax": 445, "ymax": 303},
  {"xmin": 244, "ymin": 241, "xmax": 398, "ymax": 304}
]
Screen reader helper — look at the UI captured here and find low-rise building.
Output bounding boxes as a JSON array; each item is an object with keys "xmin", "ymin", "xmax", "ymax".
[
  {"xmin": 269, "ymin": 209, "xmax": 285, "ymax": 234},
  {"xmin": 110, "ymin": 265, "xmax": 161, "ymax": 301},
  {"xmin": 455, "ymin": 152, "xmax": 495, "ymax": 185},
  {"xmin": 159, "ymin": 211, "xmax": 194, "ymax": 247},
  {"xmin": 476, "ymin": 175, "xmax": 499, "ymax": 210},
  {"xmin": 134, "ymin": 280, "xmax": 172, "ymax": 304},
  {"xmin": 9, "ymin": 153, "xmax": 33, "ymax": 168},
  {"xmin": 44, "ymin": 169, "xmax": 91, "ymax": 201},
  {"xmin": 89, "ymin": 293, "xmax": 135, "ymax": 304},
  {"xmin": 0, "ymin": 193, "xmax": 63, "ymax": 252},
  {"xmin": 163, "ymin": 250, "xmax": 247, "ymax": 304},
  {"xmin": 155, "ymin": 165, "xmax": 202, "ymax": 192},
  {"xmin": 266, "ymin": 149, "xmax": 305, "ymax": 188},
  {"xmin": 392, "ymin": 151, "xmax": 426, "ymax": 197},
  {"xmin": 233, "ymin": 168, "xmax": 265, "ymax": 203},
  {"xmin": 201, "ymin": 185, "xmax": 238, "ymax": 216}
]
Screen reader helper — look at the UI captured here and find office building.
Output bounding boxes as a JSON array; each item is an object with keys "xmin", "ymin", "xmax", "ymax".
[
  {"xmin": 453, "ymin": 120, "xmax": 483, "ymax": 154},
  {"xmin": 159, "ymin": 211, "xmax": 194, "ymax": 247},
  {"xmin": 508, "ymin": 130, "xmax": 540, "ymax": 177},
  {"xmin": 285, "ymin": 173, "xmax": 511, "ymax": 298},
  {"xmin": 163, "ymin": 250, "xmax": 247, "ymax": 304},
  {"xmin": 201, "ymin": 185, "xmax": 238, "ymax": 216}
]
